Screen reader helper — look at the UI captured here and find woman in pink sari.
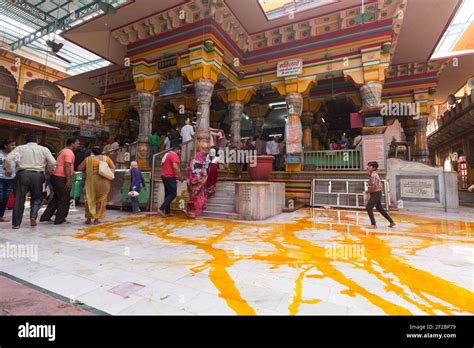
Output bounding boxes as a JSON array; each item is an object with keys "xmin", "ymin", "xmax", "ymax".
[{"xmin": 184, "ymin": 150, "xmax": 208, "ymax": 219}]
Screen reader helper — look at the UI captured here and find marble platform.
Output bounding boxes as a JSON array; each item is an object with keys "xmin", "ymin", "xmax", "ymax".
[{"xmin": 235, "ymin": 182, "xmax": 286, "ymax": 220}]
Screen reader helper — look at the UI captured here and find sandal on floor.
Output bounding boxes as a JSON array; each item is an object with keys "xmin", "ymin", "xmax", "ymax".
[{"xmin": 85, "ymin": 219, "xmax": 92, "ymax": 225}]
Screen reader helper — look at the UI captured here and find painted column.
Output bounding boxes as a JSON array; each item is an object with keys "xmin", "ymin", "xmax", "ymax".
[
  {"xmin": 360, "ymin": 81, "xmax": 383, "ymax": 112},
  {"xmin": 414, "ymin": 115, "xmax": 430, "ymax": 164},
  {"xmin": 136, "ymin": 91, "xmax": 155, "ymax": 168},
  {"xmin": 229, "ymin": 101, "xmax": 244, "ymax": 148},
  {"xmin": 404, "ymin": 125, "xmax": 416, "ymax": 161},
  {"xmin": 194, "ymin": 78, "xmax": 214, "ymax": 153},
  {"xmin": 301, "ymin": 111, "xmax": 313, "ymax": 151},
  {"xmin": 312, "ymin": 112, "xmax": 323, "ymax": 150},
  {"xmin": 285, "ymin": 92, "xmax": 303, "ymax": 161},
  {"xmin": 247, "ymin": 103, "xmax": 268, "ymax": 137},
  {"xmin": 252, "ymin": 117, "xmax": 265, "ymax": 137}
]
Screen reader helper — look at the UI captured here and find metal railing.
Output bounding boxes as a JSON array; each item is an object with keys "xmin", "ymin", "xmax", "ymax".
[
  {"xmin": 310, "ymin": 178, "xmax": 391, "ymax": 210},
  {"xmin": 107, "ymin": 141, "xmax": 138, "ymax": 169},
  {"xmin": 304, "ymin": 149, "xmax": 362, "ymax": 171}
]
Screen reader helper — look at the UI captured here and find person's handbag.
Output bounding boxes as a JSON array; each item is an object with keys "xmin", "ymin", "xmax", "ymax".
[{"xmin": 98, "ymin": 157, "xmax": 115, "ymax": 180}]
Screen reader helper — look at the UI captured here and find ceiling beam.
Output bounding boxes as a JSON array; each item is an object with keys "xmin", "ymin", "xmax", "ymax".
[
  {"xmin": 10, "ymin": 0, "xmax": 119, "ymax": 51},
  {"xmin": 6, "ymin": 0, "xmax": 57, "ymax": 23}
]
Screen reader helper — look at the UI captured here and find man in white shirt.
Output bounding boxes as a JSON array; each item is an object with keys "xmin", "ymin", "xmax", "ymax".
[
  {"xmin": 180, "ymin": 118, "xmax": 195, "ymax": 164},
  {"xmin": 4, "ymin": 133, "xmax": 56, "ymax": 229},
  {"xmin": 266, "ymin": 136, "xmax": 280, "ymax": 171}
]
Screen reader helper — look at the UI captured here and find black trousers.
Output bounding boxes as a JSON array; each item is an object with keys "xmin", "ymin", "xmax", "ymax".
[
  {"xmin": 12, "ymin": 171, "xmax": 45, "ymax": 226},
  {"xmin": 160, "ymin": 176, "xmax": 177, "ymax": 214},
  {"xmin": 365, "ymin": 190, "xmax": 394, "ymax": 226},
  {"xmin": 41, "ymin": 175, "xmax": 71, "ymax": 224}
]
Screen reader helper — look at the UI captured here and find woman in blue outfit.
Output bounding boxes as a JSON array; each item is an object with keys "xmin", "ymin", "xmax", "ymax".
[{"xmin": 129, "ymin": 161, "xmax": 146, "ymax": 214}]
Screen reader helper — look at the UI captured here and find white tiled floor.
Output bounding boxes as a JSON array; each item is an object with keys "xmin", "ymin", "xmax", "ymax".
[{"xmin": 0, "ymin": 206, "xmax": 473, "ymax": 315}]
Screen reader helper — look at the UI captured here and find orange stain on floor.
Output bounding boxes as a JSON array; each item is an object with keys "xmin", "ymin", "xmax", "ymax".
[{"xmin": 73, "ymin": 209, "xmax": 474, "ymax": 315}]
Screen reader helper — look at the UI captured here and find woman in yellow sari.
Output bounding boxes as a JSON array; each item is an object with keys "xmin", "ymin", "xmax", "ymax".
[{"xmin": 78, "ymin": 146, "xmax": 116, "ymax": 224}]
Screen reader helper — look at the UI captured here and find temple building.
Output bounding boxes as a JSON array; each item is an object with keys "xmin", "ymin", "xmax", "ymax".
[
  {"xmin": 1, "ymin": 0, "xmax": 474, "ymax": 319},
  {"xmin": 0, "ymin": 0, "xmax": 473, "ymax": 210}
]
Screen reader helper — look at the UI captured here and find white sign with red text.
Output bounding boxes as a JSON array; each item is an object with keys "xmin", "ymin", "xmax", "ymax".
[{"xmin": 277, "ymin": 59, "xmax": 303, "ymax": 77}]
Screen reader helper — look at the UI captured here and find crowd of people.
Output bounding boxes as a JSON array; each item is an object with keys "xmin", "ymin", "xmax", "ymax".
[
  {"xmin": 0, "ymin": 133, "xmax": 145, "ymax": 229},
  {"xmin": 0, "ymin": 125, "xmax": 397, "ymax": 228},
  {"xmin": 328, "ymin": 132, "xmax": 362, "ymax": 150}
]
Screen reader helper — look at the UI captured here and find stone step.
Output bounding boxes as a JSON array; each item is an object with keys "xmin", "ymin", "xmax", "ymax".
[
  {"xmin": 169, "ymin": 207, "xmax": 240, "ymax": 220},
  {"xmin": 200, "ymin": 210, "xmax": 241, "ymax": 220},
  {"xmin": 207, "ymin": 197, "xmax": 235, "ymax": 205},
  {"xmin": 209, "ymin": 191, "xmax": 235, "ymax": 198},
  {"xmin": 205, "ymin": 203, "xmax": 235, "ymax": 213},
  {"xmin": 171, "ymin": 201, "xmax": 235, "ymax": 212}
]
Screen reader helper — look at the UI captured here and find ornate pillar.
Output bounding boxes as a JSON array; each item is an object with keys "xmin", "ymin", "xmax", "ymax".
[
  {"xmin": 301, "ymin": 111, "xmax": 313, "ymax": 151},
  {"xmin": 137, "ymin": 92, "xmax": 155, "ymax": 141},
  {"xmin": 229, "ymin": 101, "xmax": 244, "ymax": 147},
  {"xmin": 312, "ymin": 112, "xmax": 324, "ymax": 150},
  {"xmin": 414, "ymin": 116, "xmax": 430, "ymax": 164},
  {"xmin": 252, "ymin": 117, "xmax": 264, "ymax": 137},
  {"xmin": 194, "ymin": 78, "xmax": 214, "ymax": 153},
  {"xmin": 404, "ymin": 125, "xmax": 416, "ymax": 161},
  {"xmin": 218, "ymin": 87, "xmax": 255, "ymax": 148},
  {"xmin": 360, "ymin": 81, "xmax": 383, "ymax": 112},
  {"xmin": 136, "ymin": 91, "xmax": 155, "ymax": 168},
  {"xmin": 285, "ymin": 92, "xmax": 304, "ymax": 168},
  {"xmin": 272, "ymin": 77, "xmax": 315, "ymax": 172},
  {"xmin": 247, "ymin": 103, "xmax": 268, "ymax": 137}
]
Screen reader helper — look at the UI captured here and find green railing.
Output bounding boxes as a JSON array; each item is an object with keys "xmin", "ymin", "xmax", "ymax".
[{"xmin": 304, "ymin": 149, "xmax": 362, "ymax": 171}]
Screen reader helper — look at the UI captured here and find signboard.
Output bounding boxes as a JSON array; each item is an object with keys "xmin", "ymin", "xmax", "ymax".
[
  {"xmin": 157, "ymin": 56, "xmax": 177, "ymax": 70},
  {"xmin": 361, "ymin": 134, "xmax": 386, "ymax": 170},
  {"xmin": 159, "ymin": 77, "xmax": 183, "ymax": 96},
  {"xmin": 277, "ymin": 59, "xmax": 303, "ymax": 77},
  {"xmin": 396, "ymin": 175, "xmax": 440, "ymax": 203},
  {"xmin": 80, "ymin": 124, "xmax": 101, "ymax": 138}
]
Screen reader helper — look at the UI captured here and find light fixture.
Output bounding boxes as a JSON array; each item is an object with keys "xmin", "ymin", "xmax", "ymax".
[{"xmin": 269, "ymin": 101, "xmax": 286, "ymax": 108}]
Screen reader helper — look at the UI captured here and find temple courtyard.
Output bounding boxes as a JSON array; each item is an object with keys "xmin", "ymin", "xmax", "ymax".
[{"xmin": 0, "ymin": 207, "xmax": 472, "ymax": 316}]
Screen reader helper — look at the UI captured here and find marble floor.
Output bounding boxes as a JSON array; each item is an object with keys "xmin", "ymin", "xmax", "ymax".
[{"xmin": 0, "ymin": 206, "xmax": 473, "ymax": 315}]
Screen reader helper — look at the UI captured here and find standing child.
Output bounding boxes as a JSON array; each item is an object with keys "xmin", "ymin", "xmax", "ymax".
[
  {"xmin": 365, "ymin": 161, "xmax": 396, "ymax": 229},
  {"xmin": 129, "ymin": 161, "xmax": 146, "ymax": 214}
]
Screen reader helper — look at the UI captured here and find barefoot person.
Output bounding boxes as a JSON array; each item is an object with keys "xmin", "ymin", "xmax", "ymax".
[
  {"xmin": 365, "ymin": 161, "xmax": 395, "ymax": 229},
  {"xmin": 40, "ymin": 137, "xmax": 81, "ymax": 225},
  {"xmin": 129, "ymin": 161, "xmax": 146, "ymax": 214},
  {"xmin": 157, "ymin": 146, "xmax": 181, "ymax": 217},
  {"xmin": 0, "ymin": 139, "xmax": 16, "ymax": 222},
  {"xmin": 77, "ymin": 146, "xmax": 116, "ymax": 225},
  {"xmin": 4, "ymin": 133, "xmax": 56, "ymax": 229},
  {"xmin": 184, "ymin": 150, "xmax": 208, "ymax": 219}
]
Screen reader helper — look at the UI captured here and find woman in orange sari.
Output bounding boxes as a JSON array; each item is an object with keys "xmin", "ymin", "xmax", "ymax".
[{"xmin": 78, "ymin": 146, "xmax": 116, "ymax": 224}]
